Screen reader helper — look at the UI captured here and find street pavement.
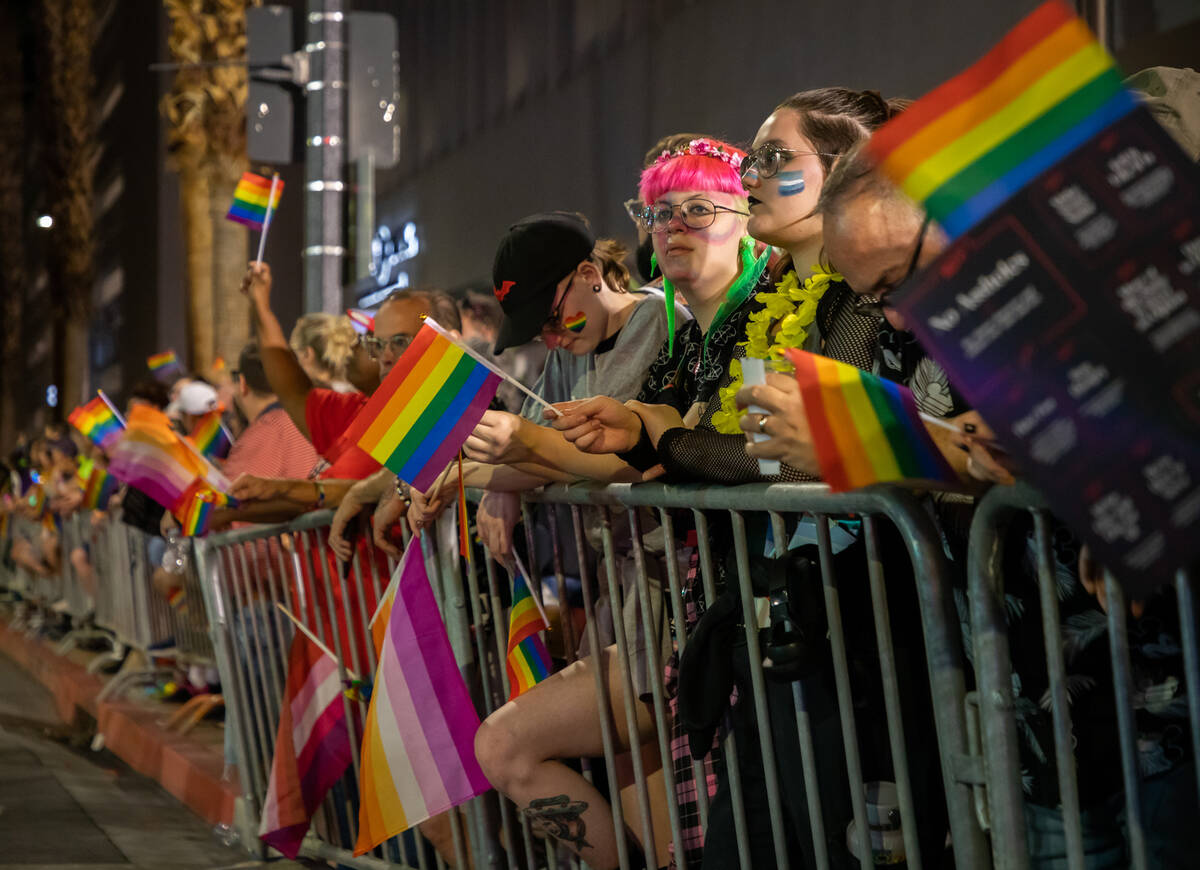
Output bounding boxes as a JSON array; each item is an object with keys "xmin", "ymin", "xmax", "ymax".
[{"xmin": 0, "ymin": 652, "xmax": 316, "ymax": 869}]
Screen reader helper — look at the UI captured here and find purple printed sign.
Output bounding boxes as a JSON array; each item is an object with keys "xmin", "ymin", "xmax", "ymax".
[{"xmin": 895, "ymin": 107, "xmax": 1200, "ymax": 597}]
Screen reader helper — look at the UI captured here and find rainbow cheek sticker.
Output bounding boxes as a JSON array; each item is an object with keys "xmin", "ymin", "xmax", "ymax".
[{"xmin": 563, "ymin": 313, "xmax": 587, "ymax": 333}]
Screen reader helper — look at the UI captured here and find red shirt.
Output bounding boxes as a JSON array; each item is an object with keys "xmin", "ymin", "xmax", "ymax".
[
  {"xmin": 224, "ymin": 405, "xmax": 320, "ymax": 481},
  {"xmin": 304, "ymin": 388, "xmax": 380, "ymax": 480}
]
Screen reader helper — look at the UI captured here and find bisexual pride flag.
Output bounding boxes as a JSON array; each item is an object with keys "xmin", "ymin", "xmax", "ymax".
[
  {"xmin": 341, "ymin": 319, "xmax": 502, "ymax": 491},
  {"xmin": 866, "ymin": 1, "xmax": 1136, "ymax": 239},
  {"xmin": 787, "ymin": 349, "xmax": 957, "ymax": 492}
]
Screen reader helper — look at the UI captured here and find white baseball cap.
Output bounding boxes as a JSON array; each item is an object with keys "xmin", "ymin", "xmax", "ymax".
[{"xmin": 167, "ymin": 381, "xmax": 220, "ymax": 416}]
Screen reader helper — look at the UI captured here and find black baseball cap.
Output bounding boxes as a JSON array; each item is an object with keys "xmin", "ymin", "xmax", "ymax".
[{"xmin": 492, "ymin": 211, "xmax": 595, "ymax": 353}]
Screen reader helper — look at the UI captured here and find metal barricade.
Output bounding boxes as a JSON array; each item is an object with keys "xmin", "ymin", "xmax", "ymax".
[
  {"xmin": 967, "ymin": 482, "xmax": 1200, "ymax": 870},
  {"xmin": 196, "ymin": 482, "xmax": 986, "ymax": 870}
]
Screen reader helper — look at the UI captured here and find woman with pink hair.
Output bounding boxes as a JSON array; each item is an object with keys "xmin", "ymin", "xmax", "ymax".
[{"xmin": 473, "ymin": 137, "xmax": 767, "ymax": 870}]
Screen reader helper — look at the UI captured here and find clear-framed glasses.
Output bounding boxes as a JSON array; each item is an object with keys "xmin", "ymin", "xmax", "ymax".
[
  {"xmin": 624, "ymin": 198, "xmax": 650, "ymax": 230},
  {"xmin": 645, "ymin": 198, "xmax": 749, "ymax": 233},
  {"xmin": 739, "ymin": 144, "xmax": 839, "ymax": 181},
  {"xmin": 854, "ymin": 214, "xmax": 932, "ymax": 319},
  {"xmin": 361, "ymin": 332, "xmax": 414, "ymax": 358}
]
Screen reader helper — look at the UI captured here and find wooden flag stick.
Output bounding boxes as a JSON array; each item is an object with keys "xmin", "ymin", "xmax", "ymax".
[
  {"xmin": 509, "ymin": 549, "xmax": 550, "ymax": 627},
  {"xmin": 275, "ymin": 602, "xmax": 358, "ymax": 681},
  {"xmin": 255, "ymin": 172, "xmax": 281, "ymax": 265},
  {"xmin": 96, "ymin": 389, "xmax": 126, "ymax": 428},
  {"xmin": 421, "ymin": 316, "xmax": 562, "ymax": 417}
]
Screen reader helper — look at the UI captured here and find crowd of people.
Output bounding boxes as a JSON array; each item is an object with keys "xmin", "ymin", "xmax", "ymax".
[{"xmin": 2, "ymin": 76, "xmax": 1197, "ymax": 870}]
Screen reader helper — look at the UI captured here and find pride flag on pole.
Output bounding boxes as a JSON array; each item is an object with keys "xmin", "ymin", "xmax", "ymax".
[
  {"xmin": 258, "ymin": 631, "xmax": 354, "ymax": 859},
  {"xmin": 354, "ymin": 544, "xmax": 490, "ymax": 855},
  {"xmin": 189, "ymin": 410, "xmax": 232, "ymax": 460},
  {"xmin": 147, "ymin": 350, "xmax": 182, "ymax": 378},
  {"xmin": 786, "ymin": 349, "xmax": 956, "ymax": 492},
  {"xmin": 68, "ymin": 396, "xmax": 124, "ymax": 450},
  {"xmin": 505, "ymin": 563, "xmax": 551, "ymax": 701},
  {"xmin": 341, "ymin": 319, "xmax": 502, "ymax": 491},
  {"xmin": 866, "ymin": 1, "xmax": 1135, "ymax": 239},
  {"xmin": 227, "ymin": 171, "xmax": 285, "ymax": 231}
]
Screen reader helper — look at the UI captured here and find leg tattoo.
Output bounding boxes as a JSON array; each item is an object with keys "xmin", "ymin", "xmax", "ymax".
[{"xmin": 523, "ymin": 794, "xmax": 594, "ymax": 851}]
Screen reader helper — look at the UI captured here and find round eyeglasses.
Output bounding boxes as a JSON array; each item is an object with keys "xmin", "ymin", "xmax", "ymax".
[
  {"xmin": 644, "ymin": 198, "xmax": 749, "ymax": 233},
  {"xmin": 361, "ymin": 333, "xmax": 414, "ymax": 359},
  {"xmin": 739, "ymin": 144, "xmax": 839, "ymax": 181}
]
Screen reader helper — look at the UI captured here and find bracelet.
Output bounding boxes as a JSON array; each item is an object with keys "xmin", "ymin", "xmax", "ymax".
[
  {"xmin": 617, "ymin": 420, "xmax": 660, "ymax": 471},
  {"xmin": 313, "ymin": 479, "xmax": 326, "ymax": 509},
  {"xmin": 395, "ymin": 475, "xmax": 412, "ymax": 505}
]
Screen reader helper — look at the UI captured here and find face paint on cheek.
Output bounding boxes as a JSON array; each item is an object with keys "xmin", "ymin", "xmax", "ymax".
[
  {"xmin": 563, "ymin": 313, "xmax": 587, "ymax": 334},
  {"xmin": 776, "ymin": 170, "xmax": 806, "ymax": 197}
]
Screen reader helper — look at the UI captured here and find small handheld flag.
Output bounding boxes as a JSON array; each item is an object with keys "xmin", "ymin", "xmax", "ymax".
[
  {"xmin": 346, "ymin": 309, "xmax": 375, "ymax": 334},
  {"xmin": 226, "ymin": 170, "xmax": 284, "ymax": 232},
  {"xmin": 68, "ymin": 395, "xmax": 125, "ymax": 450},
  {"xmin": 189, "ymin": 410, "xmax": 233, "ymax": 460},
  {"xmin": 147, "ymin": 350, "xmax": 182, "ymax": 379},
  {"xmin": 505, "ymin": 552, "xmax": 552, "ymax": 701},
  {"xmin": 786, "ymin": 349, "xmax": 957, "ymax": 492},
  {"xmin": 82, "ymin": 466, "xmax": 119, "ymax": 511},
  {"xmin": 177, "ymin": 480, "xmax": 236, "ymax": 537},
  {"xmin": 866, "ymin": 1, "xmax": 1135, "ymax": 239}
]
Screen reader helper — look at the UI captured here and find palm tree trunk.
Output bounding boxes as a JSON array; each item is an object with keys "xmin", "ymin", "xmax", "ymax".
[
  {"xmin": 209, "ymin": 163, "xmax": 250, "ymax": 368},
  {"xmin": 179, "ymin": 161, "xmax": 215, "ymax": 370}
]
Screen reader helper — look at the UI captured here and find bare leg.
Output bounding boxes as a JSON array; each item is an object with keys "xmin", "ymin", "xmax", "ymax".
[{"xmin": 474, "ymin": 644, "xmax": 655, "ymax": 869}]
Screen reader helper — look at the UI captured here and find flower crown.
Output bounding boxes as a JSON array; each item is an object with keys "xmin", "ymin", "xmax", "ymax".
[{"xmin": 653, "ymin": 138, "xmax": 744, "ymax": 169}]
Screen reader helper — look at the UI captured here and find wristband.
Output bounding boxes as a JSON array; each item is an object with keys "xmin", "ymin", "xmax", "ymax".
[
  {"xmin": 313, "ymin": 479, "xmax": 326, "ymax": 509},
  {"xmin": 395, "ymin": 475, "xmax": 412, "ymax": 505},
  {"xmin": 617, "ymin": 420, "xmax": 660, "ymax": 471}
]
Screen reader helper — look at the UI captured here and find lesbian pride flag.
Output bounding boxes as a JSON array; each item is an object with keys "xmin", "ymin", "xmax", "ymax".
[
  {"xmin": 341, "ymin": 318, "xmax": 501, "ymax": 491},
  {"xmin": 506, "ymin": 569, "xmax": 551, "ymax": 701},
  {"xmin": 258, "ymin": 631, "xmax": 353, "ymax": 859},
  {"xmin": 354, "ymin": 544, "xmax": 490, "ymax": 855},
  {"xmin": 68, "ymin": 395, "xmax": 124, "ymax": 450},
  {"xmin": 867, "ymin": 1, "xmax": 1135, "ymax": 239},
  {"xmin": 787, "ymin": 349, "xmax": 956, "ymax": 492}
]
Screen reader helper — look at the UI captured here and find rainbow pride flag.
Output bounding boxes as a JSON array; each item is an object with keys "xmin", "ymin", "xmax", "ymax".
[
  {"xmin": 82, "ymin": 466, "xmax": 119, "ymax": 511},
  {"xmin": 177, "ymin": 480, "xmax": 234, "ymax": 537},
  {"xmin": 867, "ymin": 1, "xmax": 1136, "ymax": 239},
  {"xmin": 147, "ymin": 350, "xmax": 181, "ymax": 378},
  {"xmin": 226, "ymin": 171, "xmax": 284, "ymax": 231},
  {"xmin": 189, "ymin": 411, "xmax": 232, "ymax": 460},
  {"xmin": 354, "ymin": 544, "xmax": 490, "ymax": 855},
  {"xmin": 787, "ymin": 349, "xmax": 956, "ymax": 492},
  {"xmin": 259, "ymin": 631, "xmax": 354, "ymax": 858},
  {"xmin": 506, "ymin": 569, "xmax": 551, "ymax": 701},
  {"xmin": 342, "ymin": 319, "xmax": 502, "ymax": 491},
  {"xmin": 68, "ymin": 396, "xmax": 124, "ymax": 450}
]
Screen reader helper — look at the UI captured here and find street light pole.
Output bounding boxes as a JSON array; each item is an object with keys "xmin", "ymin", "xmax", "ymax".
[{"xmin": 303, "ymin": 1, "xmax": 347, "ymax": 313}]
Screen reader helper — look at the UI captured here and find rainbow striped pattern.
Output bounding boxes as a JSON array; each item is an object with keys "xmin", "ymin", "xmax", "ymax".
[
  {"xmin": 354, "ymin": 545, "xmax": 490, "ymax": 855},
  {"xmin": 226, "ymin": 171, "xmax": 284, "ymax": 231},
  {"xmin": 259, "ymin": 631, "xmax": 353, "ymax": 859},
  {"xmin": 189, "ymin": 411, "xmax": 232, "ymax": 460},
  {"xmin": 68, "ymin": 396, "xmax": 124, "ymax": 450},
  {"xmin": 82, "ymin": 466, "xmax": 119, "ymax": 510},
  {"xmin": 177, "ymin": 480, "xmax": 234, "ymax": 537},
  {"xmin": 147, "ymin": 350, "xmax": 181, "ymax": 377},
  {"xmin": 563, "ymin": 312, "xmax": 587, "ymax": 334},
  {"xmin": 867, "ymin": 1, "xmax": 1136, "ymax": 239},
  {"xmin": 506, "ymin": 571, "xmax": 551, "ymax": 701},
  {"xmin": 342, "ymin": 321, "xmax": 502, "ymax": 491},
  {"xmin": 787, "ymin": 349, "xmax": 956, "ymax": 492}
]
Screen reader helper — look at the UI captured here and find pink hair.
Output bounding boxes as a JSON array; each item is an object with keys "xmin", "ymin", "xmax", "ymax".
[{"xmin": 638, "ymin": 138, "xmax": 747, "ymax": 205}]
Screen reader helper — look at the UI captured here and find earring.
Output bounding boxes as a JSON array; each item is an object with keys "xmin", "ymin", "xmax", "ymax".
[{"xmin": 592, "ymin": 284, "xmax": 601, "ymax": 293}]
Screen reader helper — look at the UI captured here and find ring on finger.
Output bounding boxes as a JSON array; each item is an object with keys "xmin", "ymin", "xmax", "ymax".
[{"xmin": 757, "ymin": 414, "xmax": 770, "ymax": 434}]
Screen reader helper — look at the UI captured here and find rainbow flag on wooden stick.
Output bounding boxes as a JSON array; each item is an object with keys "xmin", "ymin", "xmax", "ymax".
[
  {"xmin": 226, "ymin": 171, "xmax": 284, "ymax": 231},
  {"xmin": 354, "ymin": 543, "xmax": 490, "ymax": 855},
  {"xmin": 342, "ymin": 318, "xmax": 503, "ymax": 491},
  {"xmin": 505, "ymin": 558, "xmax": 551, "ymax": 701},
  {"xmin": 787, "ymin": 349, "xmax": 956, "ymax": 492},
  {"xmin": 68, "ymin": 395, "xmax": 124, "ymax": 450},
  {"xmin": 867, "ymin": 1, "xmax": 1136, "ymax": 239}
]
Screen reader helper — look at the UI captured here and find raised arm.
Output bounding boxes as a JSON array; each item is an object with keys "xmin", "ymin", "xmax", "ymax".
[{"xmin": 241, "ymin": 261, "xmax": 315, "ymax": 438}]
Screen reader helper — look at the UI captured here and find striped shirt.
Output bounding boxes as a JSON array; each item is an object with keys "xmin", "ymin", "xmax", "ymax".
[{"xmin": 224, "ymin": 405, "xmax": 320, "ymax": 482}]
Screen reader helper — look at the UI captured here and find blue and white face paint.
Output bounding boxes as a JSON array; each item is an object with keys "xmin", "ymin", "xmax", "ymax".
[{"xmin": 776, "ymin": 169, "xmax": 806, "ymax": 196}]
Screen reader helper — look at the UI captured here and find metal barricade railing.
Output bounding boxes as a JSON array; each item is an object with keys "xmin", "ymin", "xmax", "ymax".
[
  {"xmin": 967, "ymin": 482, "xmax": 1200, "ymax": 870},
  {"xmin": 196, "ymin": 482, "xmax": 987, "ymax": 870}
]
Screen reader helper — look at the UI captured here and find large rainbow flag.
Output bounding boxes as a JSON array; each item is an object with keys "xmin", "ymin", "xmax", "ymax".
[
  {"xmin": 506, "ymin": 569, "xmax": 551, "ymax": 701},
  {"xmin": 189, "ymin": 410, "xmax": 232, "ymax": 460},
  {"xmin": 258, "ymin": 630, "xmax": 354, "ymax": 859},
  {"xmin": 354, "ymin": 544, "xmax": 490, "ymax": 855},
  {"xmin": 341, "ymin": 319, "xmax": 502, "ymax": 491},
  {"xmin": 68, "ymin": 395, "xmax": 124, "ymax": 450},
  {"xmin": 866, "ymin": 1, "xmax": 1136, "ymax": 239},
  {"xmin": 226, "ymin": 171, "xmax": 284, "ymax": 231},
  {"xmin": 786, "ymin": 349, "xmax": 956, "ymax": 492}
]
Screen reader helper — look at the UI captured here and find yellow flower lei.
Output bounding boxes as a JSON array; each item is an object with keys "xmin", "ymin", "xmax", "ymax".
[{"xmin": 710, "ymin": 262, "xmax": 842, "ymax": 434}]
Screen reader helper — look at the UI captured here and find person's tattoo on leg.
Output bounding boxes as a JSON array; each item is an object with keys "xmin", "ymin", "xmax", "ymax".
[{"xmin": 523, "ymin": 795, "xmax": 593, "ymax": 851}]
